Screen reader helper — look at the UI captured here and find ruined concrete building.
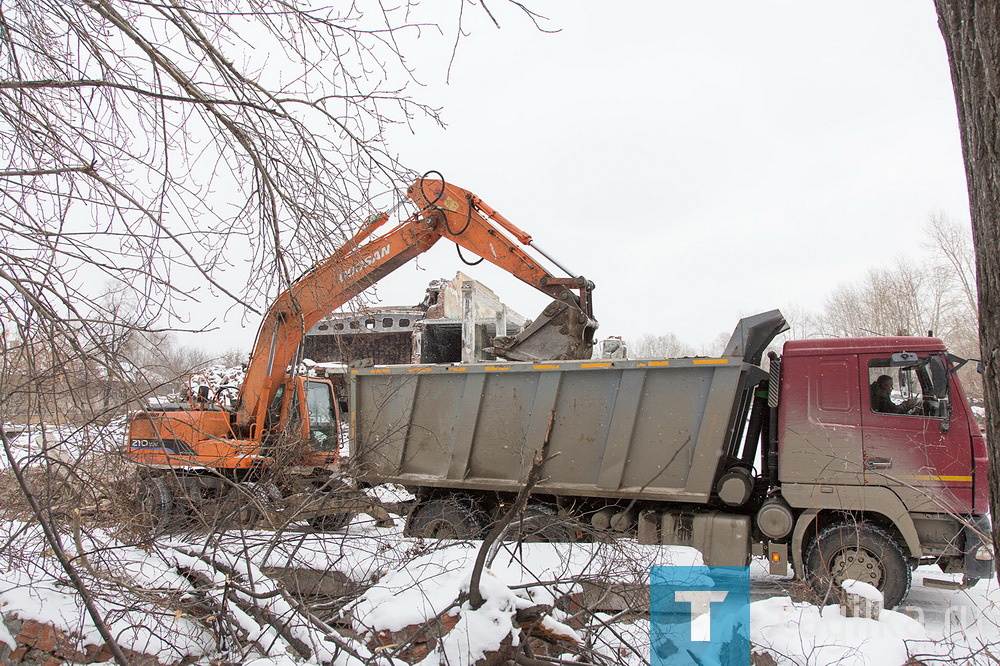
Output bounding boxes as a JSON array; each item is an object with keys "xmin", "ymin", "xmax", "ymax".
[{"xmin": 303, "ymin": 272, "xmax": 527, "ymax": 367}]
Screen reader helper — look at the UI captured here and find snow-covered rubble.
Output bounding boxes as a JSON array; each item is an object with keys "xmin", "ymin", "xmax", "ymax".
[
  {"xmin": 363, "ymin": 483, "xmax": 415, "ymax": 505},
  {"xmin": 0, "ymin": 510, "xmax": 703, "ymax": 665},
  {"xmin": 0, "ymin": 523, "xmax": 215, "ymax": 662},
  {"xmin": 348, "ymin": 539, "xmax": 700, "ymax": 638},
  {"xmin": 187, "ymin": 363, "xmax": 246, "ymax": 404}
]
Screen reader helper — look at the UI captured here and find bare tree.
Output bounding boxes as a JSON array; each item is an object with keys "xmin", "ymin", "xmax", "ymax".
[
  {"xmin": 820, "ymin": 259, "xmax": 951, "ymax": 339},
  {"xmin": 700, "ymin": 330, "xmax": 734, "ymax": 357},
  {"xmin": 934, "ymin": 1, "xmax": 1000, "ymax": 573},
  {"xmin": 779, "ymin": 303, "xmax": 822, "ymax": 341},
  {"xmin": 628, "ymin": 332, "xmax": 694, "ymax": 359},
  {"xmin": 0, "ymin": 1, "xmax": 550, "ymax": 662},
  {"xmin": 2, "ymin": 1, "xmax": 438, "ymax": 356},
  {"xmin": 925, "ymin": 212, "xmax": 979, "ymax": 354},
  {"xmin": 924, "ymin": 212, "xmax": 983, "ymax": 402},
  {"xmin": 794, "ymin": 220, "xmax": 982, "ymax": 400}
]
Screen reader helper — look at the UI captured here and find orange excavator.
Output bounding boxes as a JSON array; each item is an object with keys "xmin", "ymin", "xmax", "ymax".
[{"xmin": 127, "ymin": 176, "xmax": 597, "ymax": 528}]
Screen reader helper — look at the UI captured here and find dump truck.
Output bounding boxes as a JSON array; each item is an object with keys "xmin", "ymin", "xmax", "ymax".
[{"xmin": 350, "ymin": 310, "xmax": 992, "ymax": 608}]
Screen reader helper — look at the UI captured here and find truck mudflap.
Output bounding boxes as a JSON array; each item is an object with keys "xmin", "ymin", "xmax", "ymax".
[{"xmin": 963, "ymin": 514, "xmax": 994, "ymax": 580}]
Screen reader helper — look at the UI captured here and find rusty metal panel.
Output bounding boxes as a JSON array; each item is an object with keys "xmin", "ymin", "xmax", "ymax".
[
  {"xmin": 466, "ymin": 371, "xmax": 537, "ymax": 480},
  {"xmin": 516, "ymin": 370, "xmax": 562, "ymax": 481},
  {"xmin": 596, "ymin": 368, "xmax": 645, "ymax": 490},
  {"xmin": 353, "ymin": 359, "xmax": 749, "ymax": 502}
]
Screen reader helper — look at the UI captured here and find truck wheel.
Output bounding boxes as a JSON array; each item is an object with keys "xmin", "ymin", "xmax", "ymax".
[
  {"xmin": 804, "ymin": 522, "xmax": 911, "ymax": 609},
  {"xmin": 508, "ymin": 505, "xmax": 575, "ymax": 543},
  {"xmin": 409, "ymin": 500, "xmax": 483, "ymax": 539},
  {"xmin": 136, "ymin": 477, "xmax": 174, "ymax": 534}
]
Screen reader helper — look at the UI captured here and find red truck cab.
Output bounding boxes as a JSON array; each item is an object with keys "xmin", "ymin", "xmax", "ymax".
[{"xmin": 774, "ymin": 336, "xmax": 990, "ymax": 601}]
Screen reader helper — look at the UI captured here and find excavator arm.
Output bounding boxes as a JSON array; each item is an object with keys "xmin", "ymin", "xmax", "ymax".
[
  {"xmin": 407, "ymin": 179, "xmax": 597, "ymax": 362},
  {"xmin": 237, "ymin": 177, "xmax": 597, "ymax": 432}
]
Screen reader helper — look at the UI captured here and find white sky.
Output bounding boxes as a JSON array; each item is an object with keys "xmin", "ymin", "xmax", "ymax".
[{"xmin": 190, "ymin": 1, "xmax": 971, "ymax": 355}]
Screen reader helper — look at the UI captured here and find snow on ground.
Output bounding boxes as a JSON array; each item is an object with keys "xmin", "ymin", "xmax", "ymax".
[
  {"xmin": 747, "ymin": 595, "xmax": 932, "ymax": 665},
  {"xmin": 0, "ymin": 520, "xmax": 395, "ymax": 665},
  {"xmin": 220, "ymin": 519, "xmax": 1000, "ymax": 664},
  {"xmin": 2, "ymin": 502, "xmax": 1000, "ymax": 664},
  {"xmin": 0, "ymin": 522, "xmax": 215, "ymax": 662},
  {"xmin": 0, "ymin": 510, "xmax": 700, "ymax": 665},
  {"xmin": 347, "ymin": 538, "xmax": 700, "ymax": 637},
  {"xmin": 746, "ymin": 556, "xmax": 1000, "ymax": 664}
]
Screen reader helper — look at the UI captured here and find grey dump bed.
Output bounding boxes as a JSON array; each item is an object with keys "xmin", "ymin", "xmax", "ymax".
[{"xmin": 351, "ymin": 354, "xmax": 767, "ymax": 502}]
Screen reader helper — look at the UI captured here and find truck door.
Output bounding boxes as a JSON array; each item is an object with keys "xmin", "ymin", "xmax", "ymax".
[
  {"xmin": 860, "ymin": 352, "xmax": 973, "ymax": 513},
  {"xmin": 777, "ymin": 352, "xmax": 865, "ymax": 486}
]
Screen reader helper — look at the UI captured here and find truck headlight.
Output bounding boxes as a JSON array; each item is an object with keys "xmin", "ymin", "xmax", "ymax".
[{"xmin": 976, "ymin": 545, "xmax": 993, "ymax": 561}]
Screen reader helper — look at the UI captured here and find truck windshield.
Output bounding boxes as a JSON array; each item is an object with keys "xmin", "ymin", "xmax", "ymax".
[
  {"xmin": 868, "ymin": 355, "xmax": 949, "ymax": 418},
  {"xmin": 305, "ymin": 380, "xmax": 338, "ymax": 452}
]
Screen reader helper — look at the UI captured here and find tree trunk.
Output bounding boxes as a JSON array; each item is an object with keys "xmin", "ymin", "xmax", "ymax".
[{"xmin": 935, "ymin": 1, "xmax": 1000, "ymax": 573}]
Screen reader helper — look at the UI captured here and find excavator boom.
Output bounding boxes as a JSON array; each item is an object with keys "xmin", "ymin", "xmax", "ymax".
[{"xmin": 237, "ymin": 177, "xmax": 597, "ymax": 432}]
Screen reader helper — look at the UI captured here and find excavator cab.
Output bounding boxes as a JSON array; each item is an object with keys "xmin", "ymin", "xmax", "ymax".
[
  {"xmin": 264, "ymin": 377, "xmax": 340, "ymax": 460},
  {"xmin": 304, "ymin": 378, "xmax": 339, "ymax": 452}
]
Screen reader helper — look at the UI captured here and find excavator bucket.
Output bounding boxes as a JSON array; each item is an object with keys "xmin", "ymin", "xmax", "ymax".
[{"xmin": 488, "ymin": 298, "xmax": 598, "ymax": 362}]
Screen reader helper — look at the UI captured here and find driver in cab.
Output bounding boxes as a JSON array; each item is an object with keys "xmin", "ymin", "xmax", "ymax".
[{"xmin": 870, "ymin": 374, "xmax": 918, "ymax": 414}]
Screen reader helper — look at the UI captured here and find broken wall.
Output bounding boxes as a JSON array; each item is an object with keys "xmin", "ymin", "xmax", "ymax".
[{"xmin": 304, "ymin": 272, "xmax": 526, "ymax": 367}]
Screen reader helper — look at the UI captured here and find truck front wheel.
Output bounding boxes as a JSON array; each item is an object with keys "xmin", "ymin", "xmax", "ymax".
[{"xmin": 804, "ymin": 522, "xmax": 911, "ymax": 609}]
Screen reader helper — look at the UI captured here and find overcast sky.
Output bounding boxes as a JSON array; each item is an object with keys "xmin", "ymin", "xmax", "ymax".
[{"xmin": 194, "ymin": 1, "xmax": 971, "ymax": 355}]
